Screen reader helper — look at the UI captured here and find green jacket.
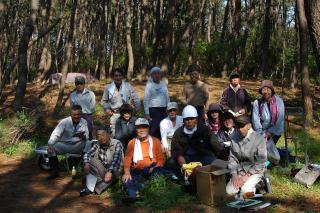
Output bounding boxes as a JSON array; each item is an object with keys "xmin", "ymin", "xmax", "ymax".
[{"xmin": 171, "ymin": 124, "xmax": 225, "ymax": 160}]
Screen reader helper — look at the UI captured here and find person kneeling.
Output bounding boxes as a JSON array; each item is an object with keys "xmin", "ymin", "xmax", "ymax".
[
  {"xmin": 80, "ymin": 126, "xmax": 123, "ymax": 196},
  {"xmin": 226, "ymin": 115, "xmax": 267, "ymax": 198},
  {"xmin": 122, "ymin": 118, "xmax": 164, "ymax": 202}
]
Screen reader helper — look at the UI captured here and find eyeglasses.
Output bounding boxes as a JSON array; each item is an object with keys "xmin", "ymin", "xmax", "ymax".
[
  {"xmin": 168, "ymin": 109, "xmax": 177, "ymax": 112},
  {"xmin": 75, "ymin": 82, "xmax": 84, "ymax": 85}
]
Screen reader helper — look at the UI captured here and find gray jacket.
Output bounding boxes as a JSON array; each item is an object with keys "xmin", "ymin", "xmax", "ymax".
[{"xmin": 228, "ymin": 128, "xmax": 267, "ymax": 175}]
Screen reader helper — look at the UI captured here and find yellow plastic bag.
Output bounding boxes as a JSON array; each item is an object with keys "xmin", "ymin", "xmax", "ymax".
[{"xmin": 181, "ymin": 162, "xmax": 202, "ymax": 176}]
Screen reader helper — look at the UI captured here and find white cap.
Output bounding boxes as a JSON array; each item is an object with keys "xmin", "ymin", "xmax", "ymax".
[
  {"xmin": 182, "ymin": 105, "xmax": 198, "ymax": 118},
  {"xmin": 167, "ymin": 102, "xmax": 179, "ymax": 111},
  {"xmin": 135, "ymin": 118, "xmax": 150, "ymax": 126},
  {"xmin": 150, "ymin": 66, "xmax": 161, "ymax": 75}
]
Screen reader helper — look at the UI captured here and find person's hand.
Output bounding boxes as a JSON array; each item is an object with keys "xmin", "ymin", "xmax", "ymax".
[
  {"xmin": 177, "ymin": 155, "xmax": 186, "ymax": 166},
  {"xmin": 145, "ymin": 114, "xmax": 151, "ymax": 120},
  {"xmin": 84, "ymin": 163, "xmax": 90, "ymax": 174},
  {"xmin": 104, "ymin": 171, "xmax": 113, "ymax": 182},
  {"xmin": 231, "ymin": 175, "xmax": 245, "ymax": 188},
  {"xmin": 106, "ymin": 110, "xmax": 113, "ymax": 116},
  {"xmin": 47, "ymin": 144, "xmax": 54, "ymax": 154},
  {"xmin": 122, "ymin": 173, "xmax": 132, "ymax": 183},
  {"xmin": 165, "ymin": 148, "xmax": 171, "ymax": 158}
]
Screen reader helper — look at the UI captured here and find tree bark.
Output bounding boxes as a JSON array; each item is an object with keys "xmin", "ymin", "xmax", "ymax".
[
  {"xmin": 98, "ymin": 0, "xmax": 107, "ymax": 80},
  {"xmin": 12, "ymin": 0, "xmax": 38, "ymax": 112},
  {"xmin": 124, "ymin": 0, "xmax": 134, "ymax": 80},
  {"xmin": 54, "ymin": 0, "xmax": 77, "ymax": 113},
  {"xmin": 260, "ymin": 0, "xmax": 272, "ymax": 77},
  {"xmin": 305, "ymin": 0, "xmax": 320, "ymax": 73},
  {"xmin": 297, "ymin": 0, "xmax": 313, "ymax": 128},
  {"xmin": 108, "ymin": 1, "xmax": 120, "ymax": 77}
]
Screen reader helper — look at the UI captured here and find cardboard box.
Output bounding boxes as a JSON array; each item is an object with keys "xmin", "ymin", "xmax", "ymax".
[{"xmin": 196, "ymin": 159, "xmax": 229, "ymax": 205}]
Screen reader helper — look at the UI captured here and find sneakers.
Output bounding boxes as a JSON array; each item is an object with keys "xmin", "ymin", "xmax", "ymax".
[{"xmin": 80, "ymin": 187, "xmax": 93, "ymax": 197}]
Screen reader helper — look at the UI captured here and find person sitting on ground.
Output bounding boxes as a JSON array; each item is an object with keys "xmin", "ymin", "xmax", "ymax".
[
  {"xmin": 100, "ymin": 68, "xmax": 140, "ymax": 135},
  {"xmin": 122, "ymin": 118, "xmax": 164, "ymax": 201},
  {"xmin": 80, "ymin": 126, "xmax": 123, "ymax": 196},
  {"xmin": 143, "ymin": 66, "xmax": 170, "ymax": 139},
  {"xmin": 216, "ymin": 111, "xmax": 236, "ymax": 160},
  {"xmin": 183, "ymin": 64, "xmax": 209, "ymax": 123},
  {"xmin": 169, "ymin": 105, "xmax": 225, "ymax": 172},
  {"xmin": 220, "ymin": 71, "xmax": 251, "ymax": 117},
  {"xmin": 206, "ymin": 103, "xmax": 223, "ymax": 134},
  {"xmin": 114, "ymin": 104, "xmax": 137, "ymax": 150},
  {"xmin": 160, "ymin": 102, "xmax": 183, "ymax": 157},
  {"xmin": 252, "ymin": 80, "xmax": 285, "ymax": 144},
  {"xmin": 70, "ymin": 76, "xmax": 96, "ymax": 139},
  {"xmin": 47, "ymin": 105, "xmax": 90, "ymax": 180},
  {"xmin": 226, "ymin": 115, "xmax": 267, "ymax": 198}
]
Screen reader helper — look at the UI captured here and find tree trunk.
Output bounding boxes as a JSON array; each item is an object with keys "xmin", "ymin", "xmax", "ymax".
[
  {"xmin": 297, "ymin": 0, "xmax": 313, "ymax": 128},
  {"xmin": 305, "ymin": 0, "xmax": 320, "ymax": 73},
  {"xmin": 124, "ymin": 0, "xmax": 134, "ymax": 80},
  {"xmin": 220, "ymin": 0, "xmax": 230, "ymax": 43},
  {"xmin": 12, "ymin": 0, "xmax": 38, "ymax": 111},
  {"xmin": 54, "ymin": 0, "xmax": 77, "ymax": 113},
  {"xmin": 98, "ymin": 0, "xmax": 107, "ymax": 80},
  {"xmin": 108, "ymin": 1, "xmax": 120, "ymax": 77},
  {"xmin": 260, "ymin": 0, "xmax": 272, "ymax": 78},
  {"xmin": 152, "ymin": 0, "xmax": 161, "ymax": 66}
]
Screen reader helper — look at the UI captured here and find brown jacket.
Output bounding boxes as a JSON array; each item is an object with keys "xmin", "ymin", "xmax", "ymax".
[{"xmin": 183, "ymin": 80, "xmax": 209, "ymax": 107}]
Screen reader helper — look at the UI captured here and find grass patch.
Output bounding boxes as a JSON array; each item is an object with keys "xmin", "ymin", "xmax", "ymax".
[{"xmin": 1, "ymin": 139, "xmax": 37, "ymax": 159}]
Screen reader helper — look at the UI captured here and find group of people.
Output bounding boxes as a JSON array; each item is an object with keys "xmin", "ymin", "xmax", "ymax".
[{"xmin": 46, "ymin": 64, "xmax": 285, "ymax": 201}]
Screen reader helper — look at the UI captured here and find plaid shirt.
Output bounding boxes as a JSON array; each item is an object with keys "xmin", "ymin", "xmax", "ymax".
[{"xmin": 84, "ymin": 139, "xmax": 123, "ymax": 173}]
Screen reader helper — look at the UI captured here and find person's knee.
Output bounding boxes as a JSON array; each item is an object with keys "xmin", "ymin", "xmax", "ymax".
[{"xmin": 200, "ymin": 155, "xmax": 215, "ymax": 166}]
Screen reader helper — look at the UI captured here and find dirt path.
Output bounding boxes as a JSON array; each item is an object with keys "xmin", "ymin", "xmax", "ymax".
[{"xmin": 0, "ymin": 154, "xmax": 133, "ymax": 213}]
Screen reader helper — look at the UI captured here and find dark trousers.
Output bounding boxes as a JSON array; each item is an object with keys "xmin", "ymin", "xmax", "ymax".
[
  {"xmin": 194, "ymin": 105, "xmax": 205, "ymax": 124},
  {"xmin": 82, "ymin": 114, "xmax": 93, "ymax": 140},
  {"xmin": 273, "ymin": 135, "xmax": 281, "ymax": 144},
  {"xmin": 149, "ymin": 107, "xmax": 167, "ymax": 139}
]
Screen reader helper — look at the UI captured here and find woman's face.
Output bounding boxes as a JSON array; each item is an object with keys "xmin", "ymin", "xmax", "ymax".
[
  {"xmin": 122, "ymin": 111, "xmax": 132, "ymax": 121},
  {"xmin": 210, "ymin": 111, "xmax": 220, "ymax": 120},
  {"xmin": 223, "ymin": 118, "xmax": 234, "ymax": 130}
]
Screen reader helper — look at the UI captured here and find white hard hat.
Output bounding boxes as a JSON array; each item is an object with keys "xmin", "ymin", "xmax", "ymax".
[{"xmin": 182, "ymin": 105, "xmax": 198, "ymax": 119}]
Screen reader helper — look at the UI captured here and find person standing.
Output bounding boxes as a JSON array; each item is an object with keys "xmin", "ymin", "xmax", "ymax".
[
  {"xmin": 220, "ymin": 72, "xmax": 251, "ymax": 117},
  {"xmin": 143, "ymin": 66, "xmax": 170, "ymax": 139},
  {"xmin": 183, "ymin": 64, "xmax": 209, "ymax": 123},
  {"xmin": 101, "ymin": 68, "xmax": 140, "ymax": 135},
  {"xmin": 159, "ymin": 102, "xmax": 183, "ymax": 157},
  {"xmin": 70, "ymin": 76, "xmax": 96, "ymax": 139}
]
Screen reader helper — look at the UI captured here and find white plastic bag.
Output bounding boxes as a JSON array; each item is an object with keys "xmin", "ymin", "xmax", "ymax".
[{"xmin": 266, "ymin": 138, "xmax": 280, "ymax": 165}]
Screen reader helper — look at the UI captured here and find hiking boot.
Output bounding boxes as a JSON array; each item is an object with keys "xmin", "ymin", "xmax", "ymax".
[{"xmin": 80, "ymin": 188, "xmax": 93, "ymax": 197}]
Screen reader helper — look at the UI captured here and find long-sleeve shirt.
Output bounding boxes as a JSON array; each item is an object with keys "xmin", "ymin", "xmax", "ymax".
[
  {"xmin": 83, "ymin": 139, "xmax": 123, "ymax": 173},
  {"xmin": 124, "ymin": 136, "xmax": 164, "ymax": 173},
  {"xmin": 70, "ymin": 88, "xmax": 96, "ymax": 114},
  {"xmin": 160, "ymin": 115, "xmax": 183, "ymax": 149},
  {"xmin": 228, "ymin": 128, "xmax": 267, "ymax": 175},
  {"xmin": 48, "ymin": 117, "xmax": 89, "ymax": 145},
  {"xmin": 220, "ymin": 85, "xmax": 251, "ymax": 114},
  {"xmin": 143, "ymin": 80, "xmax": 170, "ymax": 115},
  {"xmin": 183, "ymin": 80, "xmax": 209, "ymax": 107},
  {"xmin": 252, "ymin": 95, "xmax": 285, "ymax": 136},
  {"xmin": 100, "ymin": 81, "xmax": 140, "ymax": 112}
]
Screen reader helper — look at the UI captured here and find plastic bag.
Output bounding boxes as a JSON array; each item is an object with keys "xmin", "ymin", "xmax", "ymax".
[{"xmin": 266, "ymin": 138, "xmax": 280, "ymax": 165}]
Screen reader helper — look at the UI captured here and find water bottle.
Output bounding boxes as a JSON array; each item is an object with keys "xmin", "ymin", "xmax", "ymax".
[{"xmin": 71, "ymin": 166, "xmax": 76, "ymax": 177}]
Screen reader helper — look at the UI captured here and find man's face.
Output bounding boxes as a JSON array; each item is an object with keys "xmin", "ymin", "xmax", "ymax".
[
  {"xmin": 75, "ymin": 82, "xmax": 85, "ymax": 93},
  {"xmin": 230, "ymin": 77, "xmax": 240, "ymax": 87},
  {"xmin": 168, "ymin": 109, "xmax": 177, "ymax": 119},
  {"xmin": 113, "ymin": 71, "xmax": 123, "ymax": 85},
  {"xmin": 96, "ymin": 131, "xmax": 110, "ymax": 145},
  {"xmin": 210, "ymin": 111, "xmax": 220, "ymax": 120},
  {"xmin": 71, "ymin": 110, "xmax": 82, "ymax": 123},
  {"xmin": 184, "ymin": 117, "xmax": 197, "ymax": 129},
  {"xmin": 151, "ymin": 72, "xmax": 161, "ymax": 83},
  {"xmin": 237, "ymin": 123, "xmax": 251, "ymax": 137},
  {"xmin": 223, "ymin": 118, "xmax": 234, "ymax": 130},
  {"xmin": 261, "ymin": 87, "xmax": 272, "ymax": 101},
  {"xmin": 189, "ymin": 71, "xmax": 200, "ymax": 83},
  {"xmin": 136, "ymin": 125, "xmax": 149, "ymax": 138},
  {"xmin": 122, "ymin": 111, "xmax": 132, "ymax": 121}
]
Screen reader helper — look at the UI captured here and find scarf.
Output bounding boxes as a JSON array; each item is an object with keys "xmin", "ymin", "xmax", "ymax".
[
  {"xmin": 207, "ymin": 119, "xmax": 221, "ymax": 134},
  {"xmin": 133, "ymin": 135, "xmax": 153, "ymax": 163},
  {"xmin": 259, "ymin": 95, "xmax": 278, "ymax": 126},
  {"xmin": 183, "ymin": 125, "xmax": 197, "ymax": 136}
]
